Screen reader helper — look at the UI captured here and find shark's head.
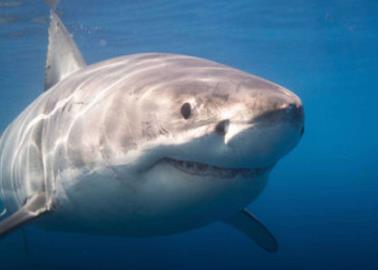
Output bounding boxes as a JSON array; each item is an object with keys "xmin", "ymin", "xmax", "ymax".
[
  {"xmin": 94, "ymin": 55, "xmax": 304, "ymax": 231},
  {"xmin": 60, "ymin": 55, "xmax": 303, "ymax": 234},
  {"xmin": 144, "ymin": 76, "xmax": 303, "ymax": 171},
  {"xmin": 131, "ymin": 78, "xmax": 303, "ymax": 170}
]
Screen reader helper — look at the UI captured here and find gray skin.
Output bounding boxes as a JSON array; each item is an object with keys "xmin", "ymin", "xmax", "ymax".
[{"xmin": 0, "ymin": 53, "xmax": 303, "ymax": 236}]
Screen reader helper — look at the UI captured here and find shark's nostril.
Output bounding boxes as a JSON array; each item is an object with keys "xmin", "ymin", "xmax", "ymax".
[
  {"xmin": 285, "ymin": 103, "xmax": 301, "ymax": 113},
  {"xmin": 285, "ymin": 102, "xmax": 304, "ymax": 122},
  {"xmin": 215, "ymin": 120, "xmax": 229, "ymax": 135}
]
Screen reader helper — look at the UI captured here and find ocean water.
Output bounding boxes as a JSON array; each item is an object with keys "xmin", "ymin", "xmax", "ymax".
[{"xmin": 0, "ymin": 0, "xmax": 377, "ymax": 269}]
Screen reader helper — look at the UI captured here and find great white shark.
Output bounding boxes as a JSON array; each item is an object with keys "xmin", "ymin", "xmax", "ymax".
[{"xmin": 0, "ymin": 10, "xmax": 304, "ymax": 252}]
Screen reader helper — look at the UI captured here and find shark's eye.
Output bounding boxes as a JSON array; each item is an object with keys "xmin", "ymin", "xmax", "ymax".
[{"xmin": 180, "ymin": 102, "xmax": 192, "ymax": 119}]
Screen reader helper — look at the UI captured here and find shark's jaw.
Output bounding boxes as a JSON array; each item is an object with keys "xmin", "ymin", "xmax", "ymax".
[{"xmin": 163, "ymin": 157, "xmax": 271, "ymax": 179}]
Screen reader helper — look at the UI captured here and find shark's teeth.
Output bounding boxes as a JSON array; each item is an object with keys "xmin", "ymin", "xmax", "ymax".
[{"xmin": 164, "ymin": 158, "xmax": 263, "ymax": 179}]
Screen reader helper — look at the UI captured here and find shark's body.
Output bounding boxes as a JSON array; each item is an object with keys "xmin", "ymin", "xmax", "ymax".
[{"xmin": 0, "ymin": 11, "xmax": 304, "ymax": 252}]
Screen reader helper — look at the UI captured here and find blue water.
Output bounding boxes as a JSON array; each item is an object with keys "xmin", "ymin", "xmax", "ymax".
[{"xmin": 0, "ymin": 0, "xmax": 377, "ymax": 269}]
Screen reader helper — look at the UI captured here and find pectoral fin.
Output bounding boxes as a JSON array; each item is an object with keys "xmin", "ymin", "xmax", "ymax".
[
  {"xmin": 0, "ymin": 193, "xmax": 48, "ymax": 238},
  {"xmin": 223, "ymin": 208, "xmax": 278, "ymax": 252}
]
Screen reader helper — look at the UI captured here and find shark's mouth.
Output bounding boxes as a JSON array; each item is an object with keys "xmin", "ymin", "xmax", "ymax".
[{"xmin": 164, "ymin": 158, "xmax": 267, "ymax": 179}]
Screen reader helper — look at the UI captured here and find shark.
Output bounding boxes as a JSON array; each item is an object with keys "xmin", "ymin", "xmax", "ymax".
[{"xmin": 0, "ymin": 9, "xmax": 304, "ymax": 252}]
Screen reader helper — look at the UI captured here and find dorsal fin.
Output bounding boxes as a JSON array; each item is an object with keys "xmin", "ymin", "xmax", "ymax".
[{"xmin": 44, "ymin": 10, "xmax": 86, "ymax": 91}]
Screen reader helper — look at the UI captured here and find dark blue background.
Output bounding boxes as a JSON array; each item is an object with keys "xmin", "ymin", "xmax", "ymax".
[{"xmin": 0, "ymin": 1, "xmax": 377, "ymax": 269}]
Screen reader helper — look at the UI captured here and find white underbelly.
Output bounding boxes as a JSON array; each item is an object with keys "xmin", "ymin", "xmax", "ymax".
[{"xmin": 39, "ymin": 163, "xmax": 268, "ymax": 236}]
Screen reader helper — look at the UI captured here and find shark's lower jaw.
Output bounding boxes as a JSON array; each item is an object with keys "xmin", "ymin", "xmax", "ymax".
[{"xmin": 163, "ymin": 158, "xmax": 268, "ymax": 179}]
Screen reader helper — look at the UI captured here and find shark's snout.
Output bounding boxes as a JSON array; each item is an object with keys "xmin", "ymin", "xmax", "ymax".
[
  {"xmin": 207, "ymin": 89, "xmax": 304, "ymax": 169},
  {"xmin": 214, "ymin": 88, "xmax": 304, "ymax": 138},
  {"xmin": 252, "ymin": 101, "xmax": 304, "ymax": 128}
]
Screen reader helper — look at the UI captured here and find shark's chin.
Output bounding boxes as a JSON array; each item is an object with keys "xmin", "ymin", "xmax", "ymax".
[{"xmin": 162, "ymin": 157, "xmax": 271, "ymax": 179}]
